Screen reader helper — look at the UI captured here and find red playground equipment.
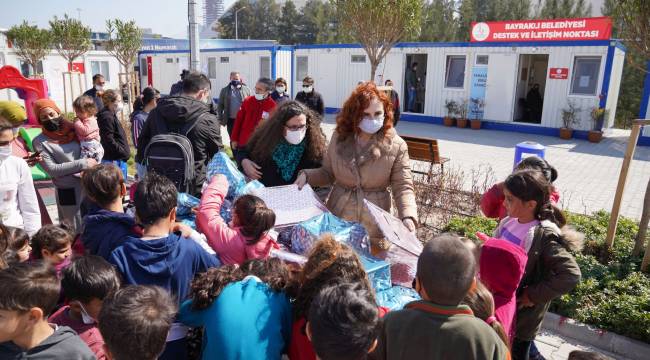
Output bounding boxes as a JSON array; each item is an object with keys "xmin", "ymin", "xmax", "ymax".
[{"xmin": 0, "ymin": 65, "xmax": 49, "ymax": 125}]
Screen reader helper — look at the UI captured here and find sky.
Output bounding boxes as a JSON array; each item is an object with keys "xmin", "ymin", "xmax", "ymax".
[{"xmin": 0, "ymin": 0, "xmax": 239, "ymax": 39}]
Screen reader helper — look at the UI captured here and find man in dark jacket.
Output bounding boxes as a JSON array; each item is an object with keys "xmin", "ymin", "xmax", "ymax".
[
  {"xmin": 83, "ymin": 74, "xmax": 105, "ymax": 112},
  {"xmin": 169, "ymin": 70, "xmax": 189, "ymax": 96},
  {"xmin": 295, "ymin": 76, "xmax": 324, "ymax": 117},
  {"xmin": 136, "ymin": 71, "xmax": 223, "ymax": 196},
  {"xmin": 217, "ymin": 71, "xmax": 251, "ymax": 136}
]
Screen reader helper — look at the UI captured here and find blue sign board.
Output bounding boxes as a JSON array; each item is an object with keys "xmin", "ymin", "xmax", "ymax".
[{"xmin": 469, "ymin": 66, "xmax": 487, "ymax": 120}]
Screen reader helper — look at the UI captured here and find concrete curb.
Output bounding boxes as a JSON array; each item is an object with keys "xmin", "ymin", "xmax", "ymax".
[{"xmin": 542, "ymin": 312, "xmax": 650, "ymax": 360}]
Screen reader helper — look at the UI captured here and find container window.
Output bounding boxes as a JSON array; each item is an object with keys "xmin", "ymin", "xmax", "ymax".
[
  {"xmin": 220, "ymin": 57, "xmax": 229, "ymax": 63},
  {"xmin": 476, "ymin": 55, "xmax": 489, "ymax": 65},
  {"xmin": 90, "ymin": 60, "xmax": 110, "ymax": 81},
  {"xmin": 165, "ymin": 58, "xmax": 173, "ymax": 63},
  {"xmin": 445, "ymin": 55, "xmax": 466, "ymax": 88},
  {"xmin": 351, "ymin": 55, "xmax": 366, "ymax": 63},
  {"xmin": 19, "ymin": 60, "xmax": 43, "ymax": 77},
  {"xmin": 208, "ymin": 58, "xmax": 217, "ymax": 79},
  {"xmin": 570, "ymin": 56, "xmax": 601, "ymax": 95},
  {"xmin": 140, "ymin": 58, "xmax": 148, "ymax": 76},
  {"xmin": 297, "ymin": 56, "xmax": 308, "ymax": 81},
  {"xmin": 260, "ymin": 56, "xmax": 271, "ymax": 79}
]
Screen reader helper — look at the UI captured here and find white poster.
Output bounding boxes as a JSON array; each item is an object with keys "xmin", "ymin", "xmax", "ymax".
[{"xmin": 579, "ymin": 75, "xmax": 590, "ymax": 88}]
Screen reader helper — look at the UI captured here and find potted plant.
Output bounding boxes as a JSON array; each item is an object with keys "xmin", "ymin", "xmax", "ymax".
[
  {"xmin": 588, "ymin": 106, "xmax": 608, "ymax": 143},
  {"xmin": 469, "ymin": 97, "xmax": 484, "ymax": 130},
  {"xmin": 456, "ymin": 99, "xmax": 469, "ymax": 128},
  {"xmin": 560, "ymin": 101, "xmax": 580, "ymax": 140},
  {"xmin": 443, "ymin": 99, "xmax": 457, "ymax": 127}
]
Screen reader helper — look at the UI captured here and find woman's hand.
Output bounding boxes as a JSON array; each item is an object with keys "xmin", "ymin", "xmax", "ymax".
[
  {"xmin": 402, "ymin": 218, "xmax": 416, "ymax": 232},
  {"xmin": 86, "ymin": 158, "xmax": 98, "ymax": 168},
  {"xmin": 173, "ymin": 223, "xmax": 194, "ymax": 238},
  {"xmin": 294, "ymin": 172, "xmax": 307, "ymax": 190},
  {"xmin": 242, "ymin": 158, "xmax": 262, "ymax": 180},
  {"xmin": 231, "ymin": 141, "xmax": 238, "ymax": 150},
  {"xmin": 517, "ymin": 289, "xmax": 535, "ymax": 309},
  {"xmin": 23, "ymin": 152, "xmax": 42, "ymax": 167}
]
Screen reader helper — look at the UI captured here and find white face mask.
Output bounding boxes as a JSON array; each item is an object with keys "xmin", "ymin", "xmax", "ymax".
[
  {"xmin": 276, "ymin": 86, "xmax": 285, "ymax": 94},
  {"xmin": 254, "ymin": 93, "xmax": 267, "ymax": 101},
  {"xmin": 75, "ymin": 301, "xmax": 96, "ymax": 324},
  {"xmin": 0, "ymin": 145, "xmax": 11, "ymax": 161},
  {"xmin": 285, "ymin": 127, "xmax": 306, "ymax": 145},
  {"xmin": 302, "ymin": 86, "xmax": 313, "ymax": 93},
  {"xmin": 359, "ymin": 115, "xmax": 384, "ymax": 134},
  {"xmin": 115, "ymin": 102, "xmax": 124, "ymax": 112},
  {"xmin": 95, "ymin": 85, "xmax": 104, "ymax": 92}
]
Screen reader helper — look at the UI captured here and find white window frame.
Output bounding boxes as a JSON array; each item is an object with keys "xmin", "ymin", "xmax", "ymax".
[
  {"xmin": 208, "ymin": 57, "xmax": 217, "ymax": 79},
  {"xmin": 569, "ymin": 56, "xmax": 602, "ymax": 96},
  {"xmin": 90, "ymin": 60, "xmax": 110, "ymax": 81},
  {"xmin": 444, "ymin": 55, "xmax": 466, "ymax": 89},
  {"xmin": 351, "ymin": 54, "xmax": 367, "ymax": 64},
  {"xmin": 296, "ymin": 56, "xmax": 309, "ymax": 82}
]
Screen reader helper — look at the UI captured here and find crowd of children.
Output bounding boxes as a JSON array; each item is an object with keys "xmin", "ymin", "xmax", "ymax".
[{"xmin": 0, "ymin": 153, "xmax": 616, "ymax": 360}]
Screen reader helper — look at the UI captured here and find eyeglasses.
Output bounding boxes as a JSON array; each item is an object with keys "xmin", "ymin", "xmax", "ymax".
[{"xmin": 285, "ymin": 124, "xmax": 307, "ymax": 131}]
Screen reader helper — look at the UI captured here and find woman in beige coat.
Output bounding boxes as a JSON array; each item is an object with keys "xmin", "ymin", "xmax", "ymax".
[{"xmin": 296, "ymin": 82, "xmax": 417, "ymax": 252}]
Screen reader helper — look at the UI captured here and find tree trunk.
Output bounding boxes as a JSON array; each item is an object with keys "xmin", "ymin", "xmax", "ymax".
[{"xmin": 633, "ymin": 177, "xmax": 650, "ymax": 256}]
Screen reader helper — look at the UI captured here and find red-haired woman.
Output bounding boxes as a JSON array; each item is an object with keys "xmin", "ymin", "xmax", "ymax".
[{"xmin": 295, "ymin": 82, "xmax": 417, "ymax": 253}]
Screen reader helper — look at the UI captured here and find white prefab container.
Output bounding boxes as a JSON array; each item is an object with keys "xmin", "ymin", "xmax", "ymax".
[
  {"xmin": 138, "ymin": 45, "xmax": 293, "ymax": 100},
  {"xmin": 294, "ymin": 40, "xmax": 625, "ymax": 138}
]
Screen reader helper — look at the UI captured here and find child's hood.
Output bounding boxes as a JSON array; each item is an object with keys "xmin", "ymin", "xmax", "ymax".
[
  {"xmin": 124, "ymin": 233, "xmax": 186, "ymax": 276},
  {"xmin": 479, "ymin": 238, "xmax": 528, "ymax": 298},
  {"xmin": 540, "ymin": 220, "xmax": 584, "ymax": 252},
  {"xmin": 244, "ymin": 233, "xmax": 279, "ymax": 260},
  {"xmin": 29, "ymin": 325, "xmax": 88, "ymax": 354}
]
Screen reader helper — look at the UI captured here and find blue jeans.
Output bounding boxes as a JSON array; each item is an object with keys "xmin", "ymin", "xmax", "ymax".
[
  {"xmin": 102, "ymin": 160, "xmax": 128, "ymax": 181},
  {"xmin": 407, "ymin": 87, "xmax": 416, "ymax": 112}
]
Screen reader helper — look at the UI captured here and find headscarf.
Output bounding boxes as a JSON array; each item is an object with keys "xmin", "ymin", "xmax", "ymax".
[{"xmin": 32, "ymin": 99, "xmax": 76, "ymax": 144}]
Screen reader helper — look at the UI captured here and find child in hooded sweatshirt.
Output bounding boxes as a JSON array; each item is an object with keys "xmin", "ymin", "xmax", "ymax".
[
  {"xmin": 73, "ymin": 95, "xmax": 104, "ymax": 164},
  {"xmin": 462, "ymin": 280, "xmax": 510, "ymax": 347},
  {"xmin": 196, "ymin": 174, "xmax": 278, "ymax": 265},
  {"xmin": 0, "ymin": 262, "xmax": 95, "ymax": 359},
  {"xmin": 81, "ymin": 164, "xmax": 140, "ymax": 260},
  {"xmin": 481, "ymin": 156, "xmax": 559, "ymax": 220},
  {"xmin": 502, "ymin": 170, "xmax": 582, "ymax": 360},
  {"xmin": 109, "ymin": 172, "xmax": 220, "ymax": 360},
  {"xmin": 179, "ymin": 258, "xmax": 293, "ymax": 360}
]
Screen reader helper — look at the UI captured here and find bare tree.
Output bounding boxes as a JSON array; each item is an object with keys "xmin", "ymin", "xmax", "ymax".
[
  {"xmin": 5, "ymin": 21, "xmax": 51, "ymax": 78},
  {"xmin": 105, "ymin": 19, "xmax": 143, "ymax": 112},
  {"xmin": 331, "ymin": 0, "xmax": 424, "ymax": 81}
]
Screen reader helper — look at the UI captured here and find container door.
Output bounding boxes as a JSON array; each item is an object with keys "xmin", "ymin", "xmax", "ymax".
[{"xmin": 484, "ymin": 54, "xmax": 518, "ymax": 122}]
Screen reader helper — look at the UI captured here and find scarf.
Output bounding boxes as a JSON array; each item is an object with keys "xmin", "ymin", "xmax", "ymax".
[
  {"xmin": 272, "ymin": 140, "xmax": 306, "ymax": 182},
  {"xmin": 41, "ymin": 118, "xmax": 77, "ymax": 145}
]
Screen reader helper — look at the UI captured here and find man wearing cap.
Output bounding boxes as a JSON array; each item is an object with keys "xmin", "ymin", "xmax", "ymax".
[
  {"xmin": 170, "ymin": 70, "xmax": 190, "ymax": 96},
  {"xmin": 84, "ymin": 74, "xmax": 106, "ymax": 111}
]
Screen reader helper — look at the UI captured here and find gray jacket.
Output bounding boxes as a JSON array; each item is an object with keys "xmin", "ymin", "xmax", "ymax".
[
  {"xmin": 32, "ymin": 134, "xmax": 88, "ymax": 189},
  {"xmin": 217, "ymin": 83, "xmax": 251, "ymax": 125},
  {"xmin": 0, "ymin": 325, "xmax": 96, "ymax": 359}
]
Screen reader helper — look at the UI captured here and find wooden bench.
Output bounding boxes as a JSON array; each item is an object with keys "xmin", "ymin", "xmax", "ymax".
[{"xmin": 401, "ymin": 135, "xmax": 449, "ymax": 181}]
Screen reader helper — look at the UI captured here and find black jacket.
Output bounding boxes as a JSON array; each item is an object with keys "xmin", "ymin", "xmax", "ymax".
[
  {"xmin": 83, "ymin": 87, "xmax": 104, "ymax": 112},
  {"xmin": 295, "ymin": 91, "xmax": 325, "ymax": 116},
  {"xmin": 97, "ymin": 107, "xmax": 130, "ymax": 161},
  {"xmin": 136, "ymin": 95, "xmax": 223, "ymax": 195}
]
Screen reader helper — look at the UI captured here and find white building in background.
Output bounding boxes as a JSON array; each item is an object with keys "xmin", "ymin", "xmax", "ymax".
[{"xmin": 201, "ymin": 0, "xmax": 225, "ymax": 38}]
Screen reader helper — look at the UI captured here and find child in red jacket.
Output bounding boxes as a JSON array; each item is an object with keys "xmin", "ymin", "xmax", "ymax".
[
  {"xmin": 231, "ymin": 78, "xmax": 276, "ymax": 162},
  {"xmin": 196, "ymin": 174, "xmax": 278, "ymax": 265},
  {"xmin": 481, "ymin": 156, "xmax": 559, "ymax": 219}
]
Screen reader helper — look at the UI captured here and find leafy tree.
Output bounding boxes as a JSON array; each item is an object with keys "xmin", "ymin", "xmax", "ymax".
[
  {"xmin": 105, "ymin": 19, "xmax": 143, "ymax": 111},
  {"xmin": 456, "ymin": 0, "xmax": 477, "ymax": 41},
  {"xmin": 418, "ymin": 0, "xmax": 457, "ymax": 42},
  {"xmin": 278, "ymin": 0, "xmax": 301, "ymax": 44},
  {"xmin": 332, "ymin": 0, "xmax": 424, "ymax": 80},
  {"xmin": 540, "ymin": 0, "xmax": 591, "ymax": 19},
  {"xmin": 611, "ymin": 0, "xmax": 650, "ymax": 73},
  {"xmin": 250, "ymin": 0, "xmax": 281, "ymax": 40},
  {"xmin": 5, "ymin": 21, "xmax": 51, "ymax": 78},
  {"xmin": 218, "ymin": 1, "xmax": 254, "ymax": 39},
  {"xmin": 49, "ymin": 14, "xmax": 92, "ymax": 70}
]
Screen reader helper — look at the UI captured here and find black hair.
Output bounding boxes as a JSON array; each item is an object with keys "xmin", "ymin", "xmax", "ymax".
[
  {"xmin": 515, "ymin": 156, "xmax": 558, "ymax": 183},
  {"xmin": 505, "ymin": 169, "xmax": 566, "ymax": 227},
  {"xmin": 0, "ymin": 118, "xmax": 13, "ymax": 132},
  {"xmin": 134, "ymin": 172, "xmax": 178, "ymax": 226},
  {"xmin": 0, "ymin": 261, "xmax": 60, "ymax": 316},
  {"xmin": 257, "ymin": 77, "xmax": 275, "ymax": 92},
  {"xmin": 2, "ymin": 226, "xmax": 30, "ymax": 266},
  {"xmin": 99, "ymin": 285, "xmax": 176, "ymax": 360},
  {"xmin": 182, "ymin": 71, "xmax": 211, "ymax": 94},
  {"xmin": 412, "ymin": 62, "xmax": 418, "ymax": 68},
  {"xmin": 233, "ymin": 195, "xmax": 276, "ymax": 245},
  {"xmin": 568, "ymin": 351, "xmax": 613, "ymax": 360},
  {"xmin": 92, "ymin": 74, "xmax": 104, "ymax": 83},
  {"xmin": 31, "ymin": 224, "xmax": 73, "ymax": 259},
  {"xmin": 308, "ymin": 282, "xmax": 379, "ymax": 360},
  {"xmin": 82, "ymin": 163, "xmax": 124, "ymax": 207},
  {"xmin": 61, "ymin": 255, "xmax": 121, "ymax": 303},
  {"xmin": 417, "ymin": 233, "xmax": 476, "ymax": 305},
  {"xmin": 142, "ymin": 87, "xmax": 159, "ymax": 105}
]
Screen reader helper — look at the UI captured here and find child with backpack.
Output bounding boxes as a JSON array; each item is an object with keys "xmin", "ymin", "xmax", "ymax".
[
  {"xmin": 481, "ymin": 156, "xmax": 559, "ymax": 220},
  {"xmin": 196, "ymin": 174, "xmax": 278, "ymax": 265},
  {"xmin": 289, "ymin": 235, "xmax": 386, "ymax": 360},
  {"xmin": 502, "ymin": 170, "xmax": 582, "ymax": 360},
  {"xmin": 179, "ymin": 258, "xmax": 294, "ymax": 360}
]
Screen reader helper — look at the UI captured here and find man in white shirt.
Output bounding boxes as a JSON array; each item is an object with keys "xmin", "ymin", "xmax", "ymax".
[{"xmin": 0, "ymin": 118, "xmax": 40, "ymax": 235}]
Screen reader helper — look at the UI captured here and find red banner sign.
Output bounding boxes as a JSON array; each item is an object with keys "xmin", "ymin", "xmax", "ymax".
[
  {"xmin": 147, "ymin": 56, "xmax": 153, "ymax": 86},
  {"xmin": 68, "ymin": 62, "xmax": 85, "ymax": 73},
  {"xmin": 470, "ymin": 17, "xmax": 612, "ymax": 42},
  {"xmin": 549, "ymin": 68, "xmax": 569, "ymax": 79}
]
